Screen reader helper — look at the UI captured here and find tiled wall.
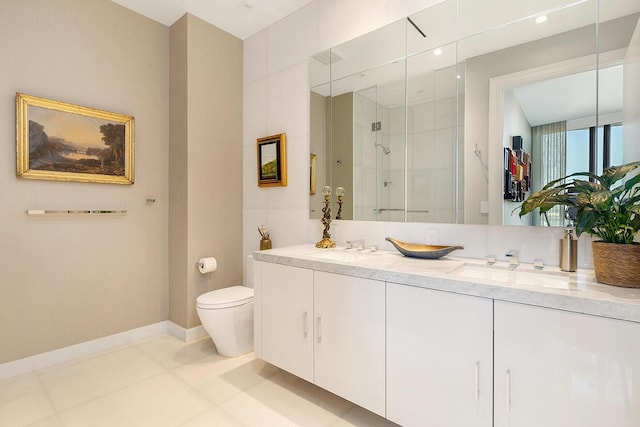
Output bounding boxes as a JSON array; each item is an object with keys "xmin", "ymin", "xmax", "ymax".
[{"xmin": 353, "ymin": 91, "xmax": 393, "ymax": 221}]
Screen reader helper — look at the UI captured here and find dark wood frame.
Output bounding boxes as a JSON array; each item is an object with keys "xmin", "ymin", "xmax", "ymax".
[{"xmin": 257, "ymin": 133, "xmax": 287, "ymax": 187}]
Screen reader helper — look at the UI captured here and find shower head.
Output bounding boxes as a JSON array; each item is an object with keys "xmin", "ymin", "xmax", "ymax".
[{"xmin": 375, "ymin": 143, "xmax": 390, "ymax": 155}]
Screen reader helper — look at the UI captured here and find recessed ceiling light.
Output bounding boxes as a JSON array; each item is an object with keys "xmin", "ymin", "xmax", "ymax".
[
  {"xmin": 456, "ymin": 74, "xmax": 461, "ymax": 79},
  {"xmin": 433, "ymin": 48, "xmax": 443, "ymax": 56},
  {"xmin": 536, "ymin": 15, "xmax": 547, "ymax": 24}
]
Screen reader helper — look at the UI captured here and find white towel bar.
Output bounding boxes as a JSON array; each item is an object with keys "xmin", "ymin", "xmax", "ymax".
[{"xmin": 26, "ymin": 209, "xmax": 128, "ymax": 216}]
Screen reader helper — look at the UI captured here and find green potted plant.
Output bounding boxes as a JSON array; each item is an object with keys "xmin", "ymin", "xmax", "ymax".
[{"xmin": 519, "ymin": 161, "xmax": 640, "ymax": 287}]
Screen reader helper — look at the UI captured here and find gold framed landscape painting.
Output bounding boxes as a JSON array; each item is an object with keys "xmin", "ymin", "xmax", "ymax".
[
  {"xmin": 257, "ymin": 133, "xmax": 287, "ymax": 187},
  {"xmin": 16, "ymin": 93, "xmax": 134, "ymax": 184}
]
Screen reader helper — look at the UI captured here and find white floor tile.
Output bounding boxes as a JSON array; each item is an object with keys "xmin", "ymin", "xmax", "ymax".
[
  {"xmin": 171, "ymin": 351, "xmax": 255, "ymax": 388},
  {"xmin": 333, "ymin": 405, "xmax": 400, "ymax": 426},
  {"xmin": 0, "ymin": 374, "xmax": 56, "ymax": 427},
  {"xmin": 196, "ymin": 354, "xmax": 281, "ymax": 405},
  {"xmin": 5, "ymin": 334, "xmax": 393, "ymax": 427},
  {"xmin": 179, "ymin": 407, "xmax": 244, "ymax": 427},
  {"xmin": 58, "ymin": 373, "xmax": 212, "ymax": 427},
  {"xmin": 135, "ymin": 335, "xmax": 214, "ymax": 370},
  {"xmin": 269, "ymin": 371, "xmax": 354, "ymax": 414},
  {"xmin": 0, "ymin": 373, "xmax": 41, "ymax": 403},
  {"xmin": 25, "ymin": 415, "xmax": 65, "ymax": 427},
  {"xmin": 219, "ymin": 371, "xmax": 352, "ymax": 427},
  {"xmin": 37, "ymin": 346, "xmax": 164, "ymax": 411}
]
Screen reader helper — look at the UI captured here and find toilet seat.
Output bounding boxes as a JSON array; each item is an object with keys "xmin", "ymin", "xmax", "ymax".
[{"xmin": 196, "ymin": 286, "xmax": 254, "ymax": 309}]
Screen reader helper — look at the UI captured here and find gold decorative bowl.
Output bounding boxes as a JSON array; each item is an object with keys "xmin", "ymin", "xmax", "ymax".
[{"xmin": 385, "ymin": 237, "xmax": 463, "ymax": 259}]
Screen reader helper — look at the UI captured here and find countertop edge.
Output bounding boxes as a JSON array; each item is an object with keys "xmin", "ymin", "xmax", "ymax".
[{"xmin": 253, "ymin": 246, "xmax": 640, "ymax": 324}]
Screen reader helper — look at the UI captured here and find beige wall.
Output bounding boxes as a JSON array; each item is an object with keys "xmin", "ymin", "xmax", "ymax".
[
  {"xmin": 169, "ymin": 16, "xmax": 190, "ymax": 328},
  {"xmin": 0, "ymin": 0, "xmax": 170, "ymax": 362},
  {"xmin": 331, "ymin": 92, "xmax": 354, "ymax": 220},
  {"xmin": 0, "ymin": 1, "xmax": 243, "ymax": 363},
  {"xmin": 169, "ymin": 15, "xmax": 243, "ymax": 329}
]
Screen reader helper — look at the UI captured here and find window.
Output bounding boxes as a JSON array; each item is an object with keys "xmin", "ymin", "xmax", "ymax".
[
  {"xmin": 538, "ymin": 123, "xmax": 622, "ymax": 227},
  {"xmin": 566, "ymin": 123, "xmax": 623, "ymax": 178}
]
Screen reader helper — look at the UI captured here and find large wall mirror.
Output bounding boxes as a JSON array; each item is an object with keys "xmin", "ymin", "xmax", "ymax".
[{"xmin": 309, "ymin": 0, "xmax": 640, "ymax": 226}]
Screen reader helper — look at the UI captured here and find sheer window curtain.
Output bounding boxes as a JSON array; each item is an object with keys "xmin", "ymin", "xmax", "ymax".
[{"xmin": 531, "ymin": 121, "xmax": 566, "ymax": 227}]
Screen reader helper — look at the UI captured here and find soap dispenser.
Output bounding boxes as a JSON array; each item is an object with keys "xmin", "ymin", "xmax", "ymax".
[{"xmin": 559, "ymin": 227, "xmax": 577, "ymax": 272}]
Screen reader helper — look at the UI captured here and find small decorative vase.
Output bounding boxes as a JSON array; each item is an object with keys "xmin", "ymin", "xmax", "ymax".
[
  {"xmin": 260, "ymin": 238, "xmax": 272, "ymax": 250},
  {"xmin": 592, "ymin": 241, "xmax": 640, "ymax": 288}
]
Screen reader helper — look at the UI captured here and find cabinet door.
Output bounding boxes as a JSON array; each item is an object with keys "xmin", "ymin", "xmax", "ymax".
[
  {"xmin": 253, "ymin": 260, "xmax": 263, "ymax": 358},
  {"xmin": 386, "ymin": 283, "xmax": 493, "ymax": 427},
  {"xmin": 495, "ymin": 301, "xmax": 640, "ymax": 427},
  {"xmin": 261, "ymin": 262, "xmax": 314, "ymax": 382},
  {"xmin": 313, "ymin": 271, "xmax": 386, "ymax": 417}
]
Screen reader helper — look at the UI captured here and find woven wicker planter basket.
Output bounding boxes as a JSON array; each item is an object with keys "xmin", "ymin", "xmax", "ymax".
[{"xmin": 592, "ymin": 241, "xmax": 640, "ymax": 288}]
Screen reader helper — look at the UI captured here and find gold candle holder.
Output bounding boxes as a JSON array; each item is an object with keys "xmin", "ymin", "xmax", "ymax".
[
  {"xmin": 335, "ymin": 186, "xmax": 345, "ymax": 220},
  {"xmin": 316, "ymin": 186, "xmax": 336, "ymax": 248}
]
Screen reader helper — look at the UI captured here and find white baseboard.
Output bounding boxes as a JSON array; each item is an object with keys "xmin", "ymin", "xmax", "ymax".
[
  {"xmin": 0, "ymin": 321, "xmax": 171, "ymax": 381},
  {"xmin": 167, "ymin": 321, "xmax": 207, "ymax": 342}
]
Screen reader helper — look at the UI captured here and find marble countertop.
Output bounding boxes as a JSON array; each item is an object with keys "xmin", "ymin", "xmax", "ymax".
[{"xmin": 253, "ymin": 244, "xmax": 640, "ymax": 323}]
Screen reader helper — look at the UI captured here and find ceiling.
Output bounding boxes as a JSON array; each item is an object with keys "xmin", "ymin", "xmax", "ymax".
[
  {"xmin": 118, "ymin": 0, "xmax": 634, "ymax": 124},
  {"xmin": 109, "ymin": 0, "xmax": 316, "ymax": 40},
  {"xmin": 513, "ymin": 66, "xmax": 623, "ymax": 128}
]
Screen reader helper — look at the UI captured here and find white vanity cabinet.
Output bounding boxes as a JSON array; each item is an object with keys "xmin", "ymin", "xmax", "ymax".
[
  {"xmin": 386, "ymin": 282, "xmax": 493, "ymax": 427},
  {"xmin": 259, "ymin": 262, "xmax": 314, "ymax": 382},
  {"xmin": 256, "ymin": 262, "xmax": 386, "ymax": 416},
  {"xmin": 494, "ymin": 301, "xmax": 640, "ymax": 427},
  {"xmin": 313, "ymin": 271, "xmax": 386, "ymax": 416},
  {"xmin": 255, "ymin": 248, "xmax": 640, "ymax": 427}
]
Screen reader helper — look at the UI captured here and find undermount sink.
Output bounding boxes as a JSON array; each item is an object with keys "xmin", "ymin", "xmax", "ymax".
[
  {"xmin": 311, "ymin": 248, "xmax": 381, "ymax": 263},
  {"xmin": 449, "ymin": 263, "xmax": 572, "ymax": 289}
]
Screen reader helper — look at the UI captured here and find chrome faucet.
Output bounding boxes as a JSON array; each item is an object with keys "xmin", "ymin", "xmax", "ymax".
[
  {"xmin": 505, "ymin": 249, "xmax": 519, "ymax": 268},
  {"xmin": 347, "ymin": 239, "xmax": 365, "ymax": 250},
  {"xmin": 533, "ymin": 258, "xmax": 544, "ymax": 270}
]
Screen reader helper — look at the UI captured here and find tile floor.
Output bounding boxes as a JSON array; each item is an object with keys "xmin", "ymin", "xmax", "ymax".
[{"xmin": 0, "ymin": 335, "xmax": 399, "ymax": 426}]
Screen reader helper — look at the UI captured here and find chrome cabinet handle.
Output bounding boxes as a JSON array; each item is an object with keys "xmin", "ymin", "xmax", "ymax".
[
  {"xmin": 303, "ymin": 312, "xmax": 308, "ymax": 338},
  {"xmin": 506, "ymin": 369, "xmax": 511, "ymax": 412},
  {"xmin": 475, "ymin": 361, "xmax": 480, "ymax": 401},
  {"xmin": 316, "ymin": 315, "xmax": 322, "ymax": 343}
]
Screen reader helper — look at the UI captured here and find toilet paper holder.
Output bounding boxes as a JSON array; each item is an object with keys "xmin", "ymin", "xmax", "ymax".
[{"xmin": 197, "ymin": 257, "xmax": 218, "ymax": 274}]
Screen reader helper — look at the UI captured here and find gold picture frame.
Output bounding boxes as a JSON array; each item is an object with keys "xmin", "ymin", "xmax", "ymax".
[
  {"xmin": 257, "ymin": 133, "xmax": 287, "ymax": 187},
  {"xmin": 16, "ymin": 93, "xmax": 135, "ymax": 184},
  {"xmin": 310, "ymin": 154, "xmax": 317, "ymax": 195}
]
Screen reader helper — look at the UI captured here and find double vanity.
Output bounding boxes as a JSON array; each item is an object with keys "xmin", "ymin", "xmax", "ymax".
[{"xmin": 253, "ymin": 245, "xmax": 640, "ymax": 427}]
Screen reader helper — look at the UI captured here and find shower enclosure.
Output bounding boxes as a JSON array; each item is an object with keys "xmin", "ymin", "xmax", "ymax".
[
  {"xmin": 353, "ymin": 86, "xmax": 405, "ymax": 221},
  {"xmin": 351, "ymin": 79, "xmax": 461, "ymax": 223}
]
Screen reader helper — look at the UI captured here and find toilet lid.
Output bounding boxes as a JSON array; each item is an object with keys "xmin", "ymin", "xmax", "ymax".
[{"xmin": 196, "ymin": 286, "xmax": 254, "ymax": 309}]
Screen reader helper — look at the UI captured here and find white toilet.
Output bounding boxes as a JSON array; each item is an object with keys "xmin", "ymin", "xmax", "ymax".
[{"xmin": 196, "ymin": 285, "xmax": 254, "ymax": 357}]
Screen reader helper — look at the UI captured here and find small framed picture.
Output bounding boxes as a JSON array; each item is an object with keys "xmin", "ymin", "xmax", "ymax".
[{"xmin": 257, "ymin": 133, "xmax": 287, "ymax": 187}]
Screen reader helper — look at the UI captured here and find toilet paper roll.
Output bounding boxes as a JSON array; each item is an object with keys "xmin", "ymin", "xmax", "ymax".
[{"xmin": 197, "ymin": 257, "xmax": 217, "ymax": 274}]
